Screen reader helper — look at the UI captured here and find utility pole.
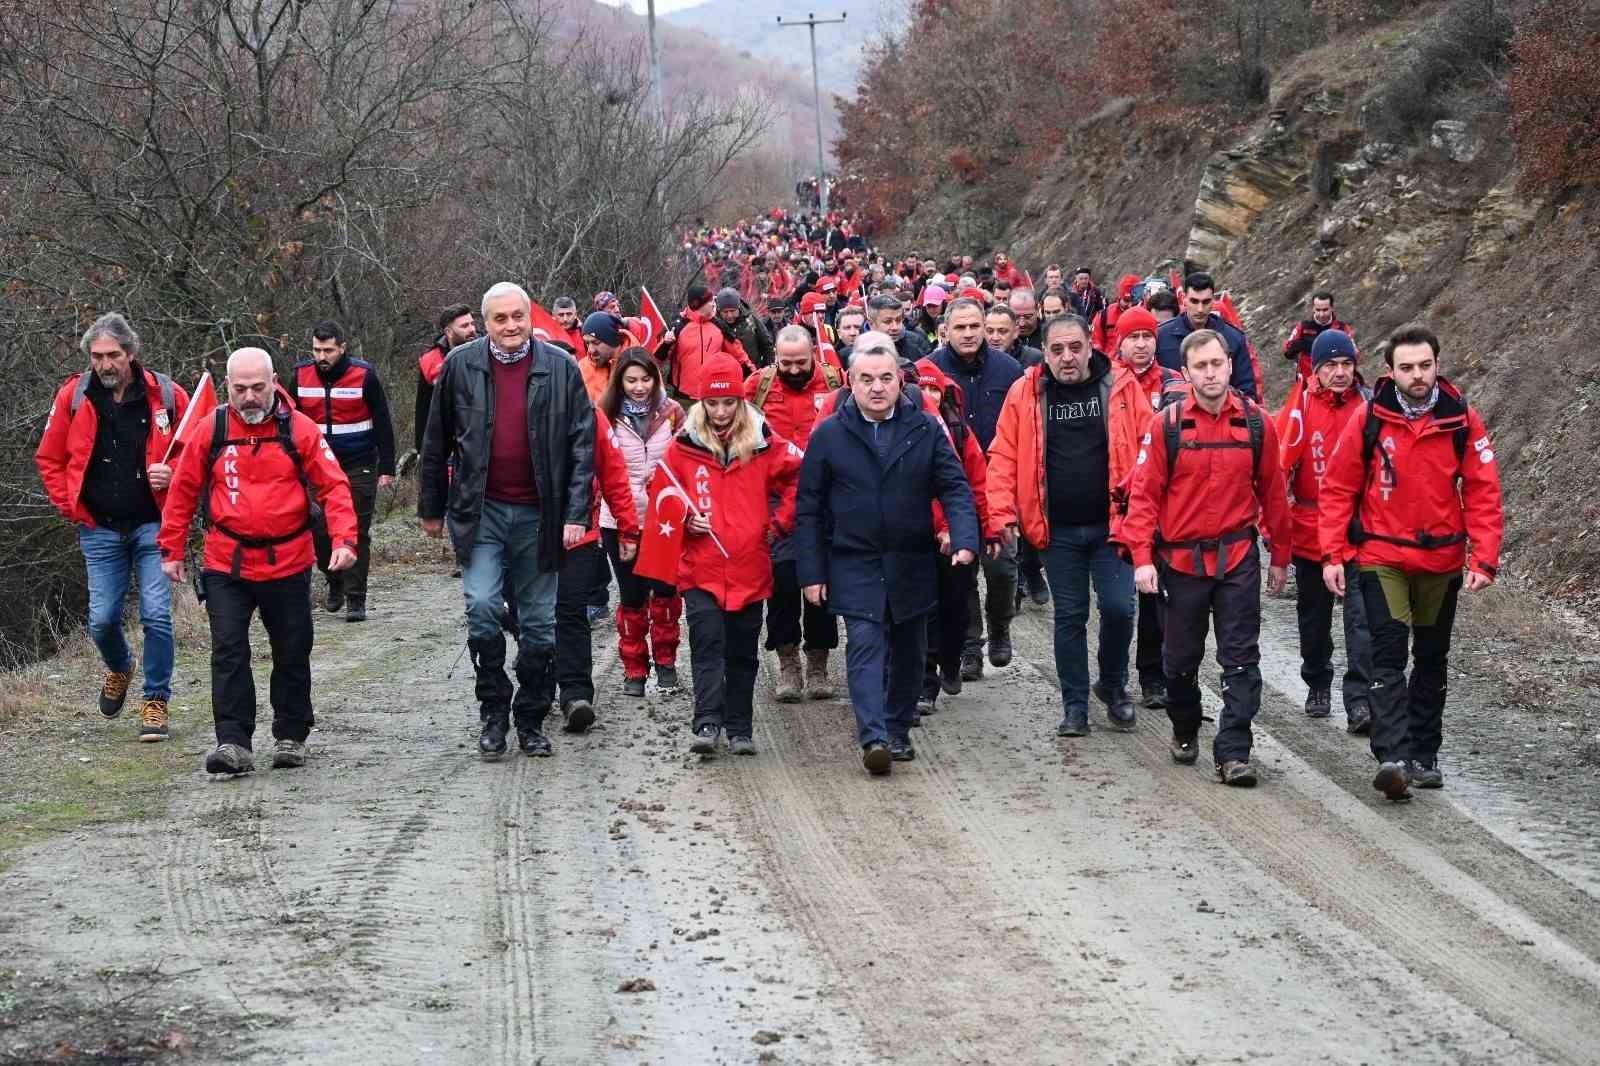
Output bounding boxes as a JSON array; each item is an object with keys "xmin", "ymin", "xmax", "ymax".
[
  {"xmin": 776, "ymin": 11, "xmax": 846, "ymax": 216},
  {"xmin": 646, "ymin": 0, "xmax": 666, "ymax": 140}
]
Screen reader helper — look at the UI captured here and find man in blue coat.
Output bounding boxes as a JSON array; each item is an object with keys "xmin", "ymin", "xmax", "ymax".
[
  {"xmin": 930, "ymin": 296, "xmax": 1021, "ymax": 679},
  {"xmin": 1154, "ymin": 270, "xmax": 1257, "ymax": 400},
  {"xmin": 796, "ymin": 333, "xmax": 981, "ymax": 776}
]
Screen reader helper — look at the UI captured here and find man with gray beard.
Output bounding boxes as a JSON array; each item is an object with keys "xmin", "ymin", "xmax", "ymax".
[{"xmin": 157, "ymin": 348, "xmax": 359, "ymax": 775}]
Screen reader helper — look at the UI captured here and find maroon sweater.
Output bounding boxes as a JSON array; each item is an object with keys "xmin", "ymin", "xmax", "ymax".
[{"xmin": 485, "ymin": 356, "xmax": 539, "ymax": 505}]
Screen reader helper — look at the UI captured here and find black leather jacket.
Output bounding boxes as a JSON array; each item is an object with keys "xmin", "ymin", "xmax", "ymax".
[{"xmin": 418, "ymin": 337, "xmax": 595, "ymax": 572}]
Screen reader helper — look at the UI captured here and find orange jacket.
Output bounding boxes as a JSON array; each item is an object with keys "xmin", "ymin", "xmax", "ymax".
[{"xmin": 986, "ymin": 363, "xmax": 1150, "ymax": 549}]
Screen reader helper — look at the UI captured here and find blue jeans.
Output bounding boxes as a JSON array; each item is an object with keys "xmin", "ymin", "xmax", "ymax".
[
  {"xmin": 1042, "ymin": 524, "xmax": 1135, "ymax": 715},
  {"xmin": 79, "ymin": 523, "xmax": 173, "ymax": 700},
  {"xmin": 463, "ymin": 500, "xmax": 559, "ymax": 659},
  {"xmin": 843, "ymin": 609, "xmax": 927, "ymax": 747}
]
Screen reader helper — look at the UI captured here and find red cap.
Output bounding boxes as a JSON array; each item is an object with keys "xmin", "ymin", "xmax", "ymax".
[
  {"xmin": 1118, "ymin": 273, "xmax": 1140, "ymax": 300},
  {"xmin": 958, "ymin": 286, "xmax": 990, "ymax": 305},
  {"xmin": 1112, "ymin": 306, "xmax": 1160, "ymax": 355},
  {"xmin": 799, "ymin": 292, "xmax": 827, "ymax": 315},
  {"xmin": 819, "ymin": 275, "xmax": 839, "ymax": 293},
  {"xmin": 700, "ymin": 354, "xmax": 743, "ymax": 398},
  {"xmin": 943, "ymin": 273, "xmax": 960, "ymax": 287}
]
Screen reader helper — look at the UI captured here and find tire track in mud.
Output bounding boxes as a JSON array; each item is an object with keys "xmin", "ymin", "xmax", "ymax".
[
  {"xmin": 725, "ymin": 656, "xmax": 1179, "ymax": 1066},
  {"xmin": 1004, "ymin": 605, "xmax": 1600, "ymax": 1065}
]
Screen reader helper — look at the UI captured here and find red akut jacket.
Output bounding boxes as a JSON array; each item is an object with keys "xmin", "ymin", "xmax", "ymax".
[
  {"xmin": 665, "ymin": 416, "xmax": 803, "ymax": 611},
  {"xmin": 931, "ymin": 421, "xmax": 999, "ymax": 543},
  {"xmin": 1277, "ymin": 381, "xmax": 1367, "ymax": 559},
  {"xmin": 577, "ymin": 408, "xmax": 640, "ymax": 549},
  {"xmin": 743, "ymin": 361, "xmax": 838, "ymax": 448},
  {"xmin": 157, "ymin": 396, "xmax": 358, "ymax": 581},
  {"xmin": 1317, "ymin": 376, "xmax": 1502, "ymax": 579},
  {"xmin": 1123, "ymin": 359, "xmax": 1183, "ymax": 413},
  {"xmin": 670, "ymin": 307, "xmax": 752, "ymax": 398},
  {"xmin": 35, "ymin": 365, "xmax": 192, "ymax": 527},
  {"xmin": 1116, "ymin": 386, "xmax": 1292, "ymax": 578}
]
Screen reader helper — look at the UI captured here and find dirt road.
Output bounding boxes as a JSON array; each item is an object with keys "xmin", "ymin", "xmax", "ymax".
[{"xmin": 4, "ymin": 560, "xmax": 1598, "ymax": 1065}]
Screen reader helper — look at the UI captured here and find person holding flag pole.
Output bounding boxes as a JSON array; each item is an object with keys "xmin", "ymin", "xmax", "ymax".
[
  {"xmin": 634, "ymin": 354, "xmax": 802, "ymax": 757},
  {"xmin": 35, "ymin": 312, "xmax": 195, "ymax": 743}
]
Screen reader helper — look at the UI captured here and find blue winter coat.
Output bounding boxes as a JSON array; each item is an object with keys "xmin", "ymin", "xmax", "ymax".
[
  {"xmin": 1153, "ymin": 313, "xmax": 1257, "ymax": 399},
  {"xmin": 794, "ymin": 394, "xmax": 980, "ymax": 623},
  {"xmin": 929, "ymin": 344, "xmax": 1022, "ymax": 452}
]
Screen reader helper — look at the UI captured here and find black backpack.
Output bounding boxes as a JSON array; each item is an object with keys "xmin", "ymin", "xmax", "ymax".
[
  {"xmin": 198, "ymin": 405, "xmax": 322, "ymax": 577},
  {"xmin": 71, "ymin": 369, "xmax": 177, "ymax": 425},
  {"xmin": 1160, "ymin": 391, "xmax": 1264, "ymax": 489},
  {"xmin": 1347, "ymin": 399, "xmax": 1469, "ymax": 550}
]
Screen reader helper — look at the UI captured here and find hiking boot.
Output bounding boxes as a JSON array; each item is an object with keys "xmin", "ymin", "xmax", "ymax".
[
  {"xmin": 1171, "ymin": 736, "xmax": 1199, "ymax": 765},
  {"xmin": 1217, "ymin": 760, "xmax": 1257, "ymax": 787},
  {"xmin": 728, "ymin": 735, "xmax": 757, "ymax": 756},
  {"xmin": 518, "ymin": 728, "xmax": 553, "ymax": 757},
  {"xmin": 99, "ymin": 670, "xmax": 133, "ymax": 719},
  {"xmin": 862, "ymin": 742, "xmax": 891, "ymax": 776},
  {"xmin": 988, "ymin": 621, "xmax": 1013, "ymax": 668},
  {"xmin": 1094, "ymin": 683, "xmax": 1136, "ymax": 731},
  {"xmin": 271, "ymin": 738, "xmax": 307, "ymax": 768},
  {"xmin": 137, "ymin": 699, "xmax": 169, "ymax": 743},
  {"xmin": 344, "ymin": 596, "xmax": 367, "ymax": 623},
  {"xmin": 586, "ymin": 605, "xmax": 608, "ymax": 629},
  {"xmin": 324, "ymin": 578, "xmax": 345, "ymax": 615},
  {"xmin": 960, "ymin": 649, "xmax": 984, "ymax": 682},
  {"xmin": 774, "ymin": 645, "xmax": 804, "ymax": 703},
  {"xmin": 655, "ymin": 665, "xmax": 680, "ymax": 691},
  {"xmin": 204, "ymin": 743, "xmax": 254, "ymax": 775},
  {"xmin": 1056, "ymin": 708, "xmax": 1089, "ymax": 738},
  {"xmin": 1345, "ymin": 701, "xmax": 1373, "ymax": 735},
  {"xmin": 804, "ymin": 650, "xmax": 834, "ymax": 700},
  {"xmin": 1373, "ymin": 761, "xmax": 1412, "ymax": 802},
  {"xmin": 1141, "ymin": 679, "xmax": 1167, "ymax": 709},
  {"xmin": 690, "ymin": 723, "xmax": 720, "ymax": 755},
  {"xmin": 1026, "ymin": 572, "xmax": 1050, "ymax": 606},
  {"xmin": 479, "ymin": 718, "xmax": 509, "ymax": 759},
  {"xmin": 622, "ymin": 676, "xmax": 647, "ymax": 698},
  {"xmin": 1408, "ymin": 761, "xmax": 1443, "ymax": 789},
  {"xmin": 889, "ymin": 739, "xmax": 916, "ymax": 762},
  {"xmin": 561, "ymin": 699, "xmax": 595, "ymax": 735},
  {"xmin": 939, "ymin": 665, "xmax": 963, "ymax": 696},
  {"xmin": 1304, "ymin": 687, "xmax": 1332, "ymax": 718},
  {"xmin": 916, "ymin": 695, "xmax": 937, "ymax": 717}
]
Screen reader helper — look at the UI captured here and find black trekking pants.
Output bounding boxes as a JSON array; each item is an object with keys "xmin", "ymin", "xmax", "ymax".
[
  {"xmin": 204, "ymin": 569, "xmax": 314, "ymax": 749},
  {"xmin": 314, "ymin": 456, "xmax": 376, "ymax": 598},
  {"xmin": 1135, "ymin": 591, "xmax": 1165, "ymax": 690},
  {"xmin": 552, "ymin": 540, "xmax": 605, "ymax": 708},
  {"xmin": 685, "ymin": 589, "xmax": 762, "ymax": 739},
  {"xmin": 1293, "ymin": 556, "xmax": 1373, "ymax": 709},
  {"xmin": 1162, "ymin": 547, "xmax": 1264, "ymax": 766},
  {"xmin": 1359, "ymin": 567, "xmax": 1461, "ymax": 768},
  {"xmin": 923, "ymin": 553, "xmax": 977, "ymax": 699},
  {"xmin": 765, "ymin": 559, "xmax": 839, "ymax": 652}
]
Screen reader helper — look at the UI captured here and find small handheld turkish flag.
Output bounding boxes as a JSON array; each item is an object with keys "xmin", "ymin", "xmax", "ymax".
[
  {"xmin": 526, "ymin": 300, "xmax": 570, "ymax": 347},
  {"xmin": 811, "ymin": 312, "xmax": 842, "ymax": 371},
  {"xmin": 633, "ymin": 464, "xmax": 691, "ymax": 585},
  {"xmin": 636, "ymin": 286, "xmax": 669, "ymax": 354},
  {"xmin": 163, "ymin": 371, "xmax": 218, "ymax": 463}
]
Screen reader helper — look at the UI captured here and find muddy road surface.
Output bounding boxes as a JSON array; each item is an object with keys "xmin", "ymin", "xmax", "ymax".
[{"xmin": 4, "ymin": 564, "xmax": 1598, "ymax": 1065}]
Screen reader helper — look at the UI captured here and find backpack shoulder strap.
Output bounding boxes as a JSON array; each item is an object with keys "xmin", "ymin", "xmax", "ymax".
[
  {"xmin": 752, "ymin": 365, "xmax": 778, "ymax": 409},
  {"xmin": 199, "ymin": 407, "xmax": 230, "ymax": 525},
  {"xmin": 1162, "ymin": 396, "xmax": 1185, "ymax": 485},
  {"xmin": 1243, "ymin": 398, "xmax": 1265, "ymax": 472}
]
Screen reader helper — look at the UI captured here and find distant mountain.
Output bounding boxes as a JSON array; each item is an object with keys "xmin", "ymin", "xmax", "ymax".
[{"xmin": 663, "ymin": 0, "xmax": 902, "ymax": 99}]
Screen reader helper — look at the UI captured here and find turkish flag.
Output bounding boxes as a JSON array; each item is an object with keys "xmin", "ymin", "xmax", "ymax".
[
  {"xmin": 163, "ymin": 370, "xmax": 218, "ymax": 462},
  {"xmin": 632, "ymin": 464, "xmax": 691, "ymax": 585},
  {"xmin": 1214, "ymin": 291, "xmax": 1244, "ymax": 331},
  {"xmin": 1274, "ymin": 374, "xmax": 1307, "ymax": 455},
  {"xmin": 811, "ymin": 312, "xmax": 842, "ymax": 371},
  {"xmin": 636, "ymin": 286, "xmax": 669, "ymax": 354},
  {"xmin": 527, "ymin": 300, "xmax": 569, "ymax": 347}
]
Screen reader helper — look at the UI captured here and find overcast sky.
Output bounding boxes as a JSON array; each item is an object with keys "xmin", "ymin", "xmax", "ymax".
[{"xmin": 609, "ymin": 1, "xmax": 707, "ymax": 13}]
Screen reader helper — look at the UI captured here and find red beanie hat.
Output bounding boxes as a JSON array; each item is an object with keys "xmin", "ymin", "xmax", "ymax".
[
  {"xmin": 915, "ymin": 357, "xmax": 949, "ymax": 392},
  {"xmin": 1118, "ymin": 273, "xmax": 1140, "ymax": 300},
  {"xmin": 1112, "ymin": 306, "xmax": 1159, "ymax": 355},
  {"xmin": 699, "ymin": 354, "xmax": 743, "ymax": 398}
]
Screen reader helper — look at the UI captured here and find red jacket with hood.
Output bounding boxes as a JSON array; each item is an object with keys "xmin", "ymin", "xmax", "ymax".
[
  {"xmin": 36, "ymin": 365, "xmax": 192, "ymax": 527},
  {"xmin": 157, "ymin": 392, "xmax": 358, "ymax": 581},
  {"xmin": 1277, "ymin": 379, "xmax": 1368, "ymax": 559},
  {"xmin": 670, "ymin": 307, "xmax": 752, "ymax": 399},
  {"xmin": 576, "ymin": 408, "xmax": 640, "ymax": 549},
  {"xmin": 1317, "ymin": 375, "xmax": 1502, "ymax": 578},
  {"xmin": 1116, "ymin": 385, "xmax": 1292, "ymax": 578},
  {"xmin": 665, "ymin": 412, "xmax": 803, "ymax": 611}
]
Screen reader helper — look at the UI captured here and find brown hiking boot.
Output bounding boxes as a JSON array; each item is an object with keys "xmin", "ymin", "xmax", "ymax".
[
  {"xmin": 138, "ymin": 699, "xmax": 169, "ymax": 742},
  {"xmin": 99, "ymin": 670, "xmax": 133, "ymax": 719},
  {"xmin": 804, "ymin": 650, "xmax": 834, "ymax": 700},
  {"xmin": 774, "ymin": 645, "xmax": 804, "ymax": 703}
]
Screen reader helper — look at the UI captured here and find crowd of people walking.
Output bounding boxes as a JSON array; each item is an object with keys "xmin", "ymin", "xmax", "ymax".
[{"xmin": 35, "ymin": 205, "xmax": 1503, "ymax": 801}]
